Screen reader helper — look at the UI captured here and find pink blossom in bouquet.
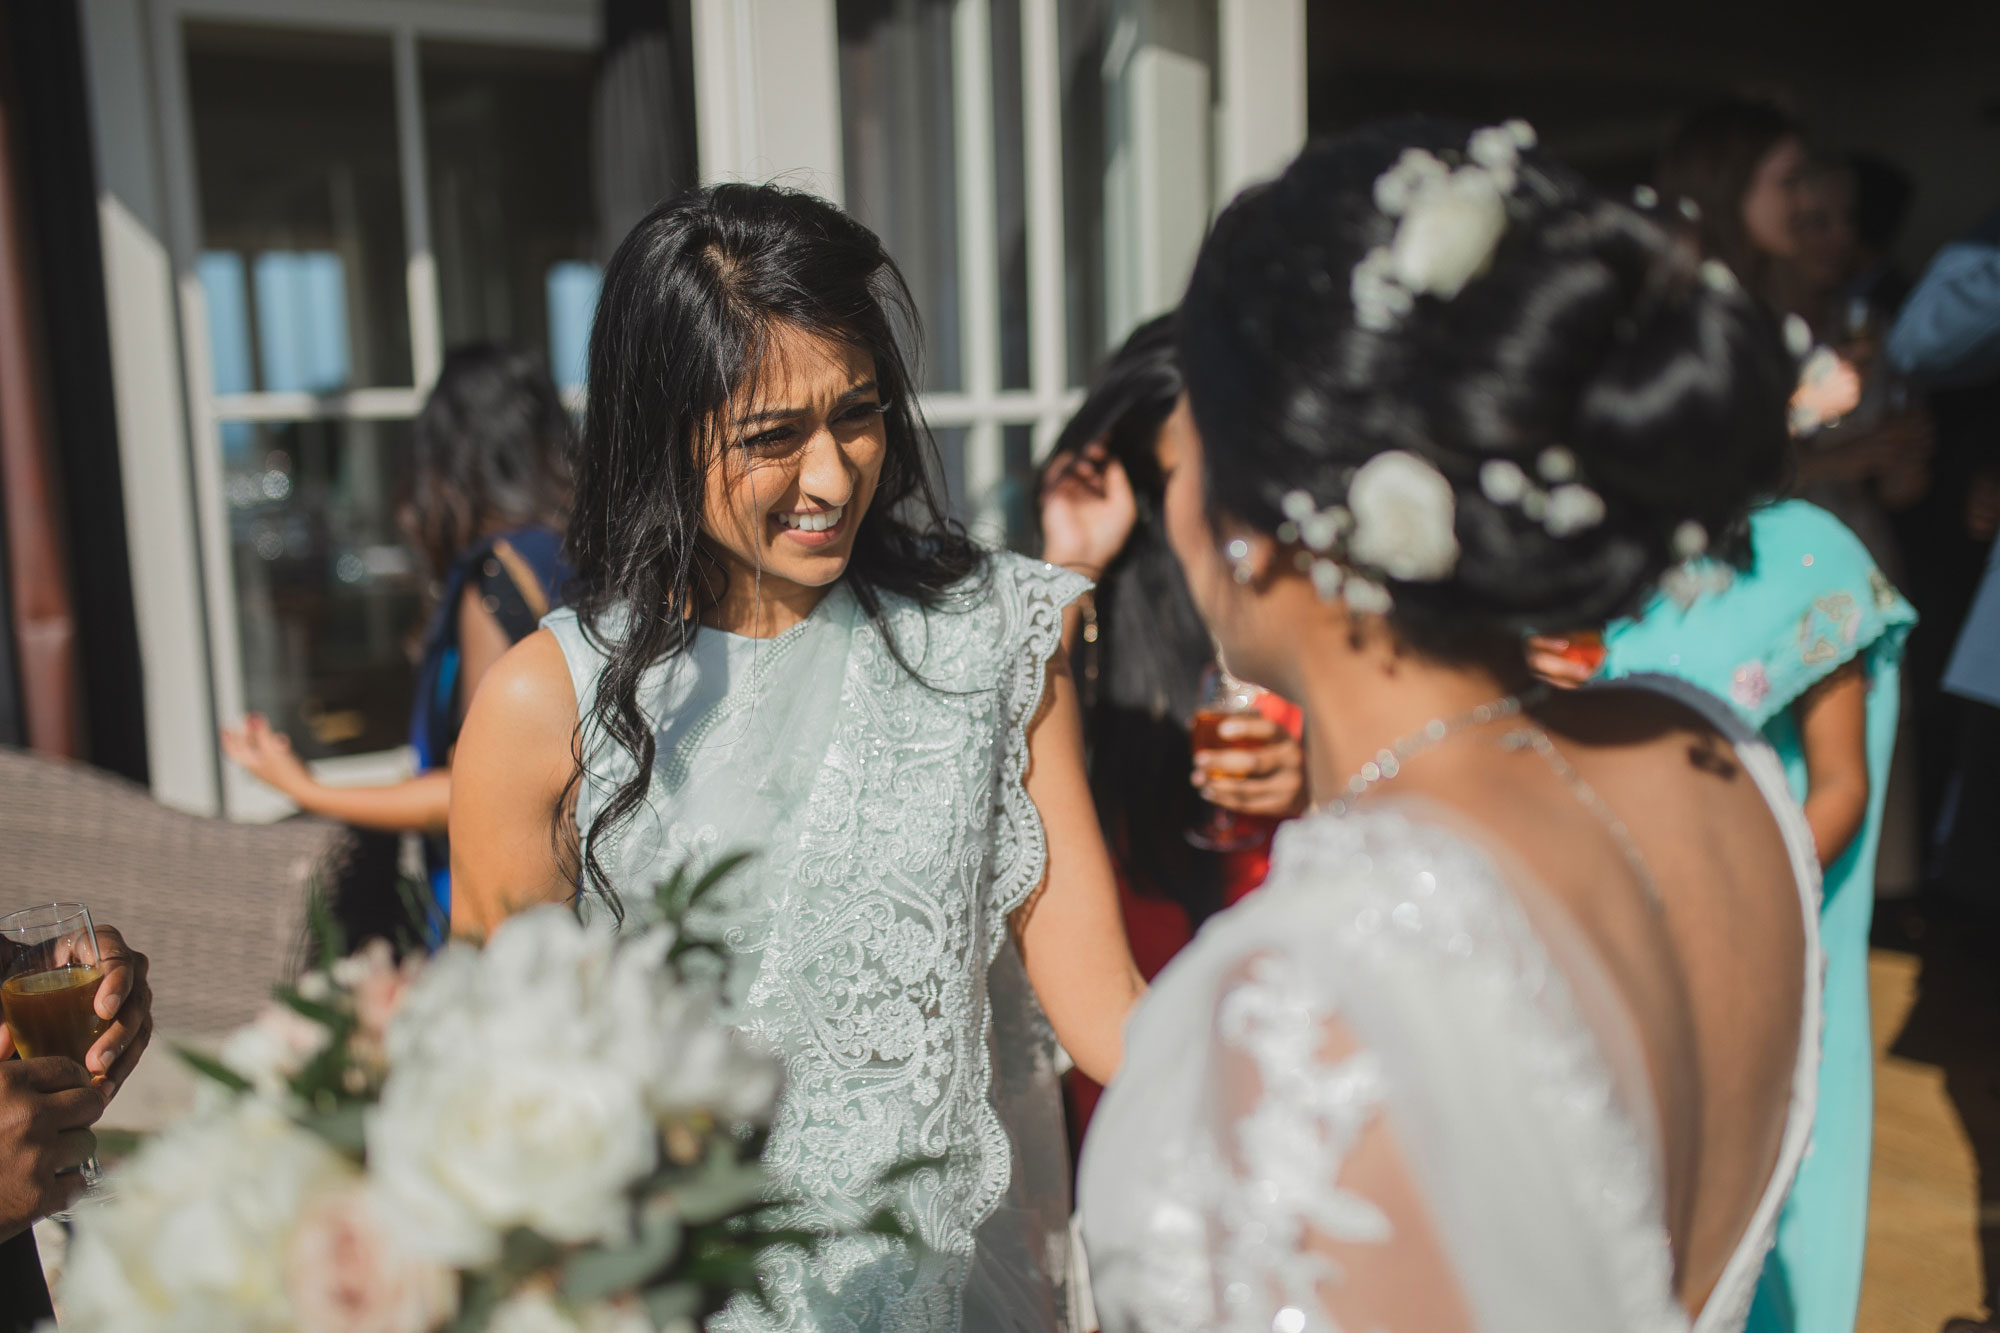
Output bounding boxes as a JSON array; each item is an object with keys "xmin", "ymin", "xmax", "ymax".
[{"xmin": 287, "ymin": 1183, "xmax": 458, "ymax": 1333}]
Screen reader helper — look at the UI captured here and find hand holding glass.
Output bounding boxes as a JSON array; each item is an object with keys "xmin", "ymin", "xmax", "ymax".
[
  {"xmin": 1187, "ymin": 666, "xmax": 1280, "ymax": 852},
  {"xmin": 1, "ymin": 903, "xmax": 108, "ymax": 1193}
]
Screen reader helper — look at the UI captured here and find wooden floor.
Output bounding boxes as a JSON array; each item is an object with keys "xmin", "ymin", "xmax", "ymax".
[{"xmin": 1861, "ymin": 902, "xmax": 2000, "ymax": 1332}]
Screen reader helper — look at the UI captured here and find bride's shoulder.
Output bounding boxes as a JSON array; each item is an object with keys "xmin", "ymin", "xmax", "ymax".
[{"xmin": 1192, "ymin": 804, "xmax": 1537, "ymax": 973}]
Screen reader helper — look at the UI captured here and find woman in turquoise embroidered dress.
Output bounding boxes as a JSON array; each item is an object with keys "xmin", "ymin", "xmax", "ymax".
[
  {"xmin": 1600, "ymin": 498, "xmax": 1915, "ymax": 1333},
  {"xmin": 448, "ymin": 185, "xmax": 1144, "ymax": 1332}
]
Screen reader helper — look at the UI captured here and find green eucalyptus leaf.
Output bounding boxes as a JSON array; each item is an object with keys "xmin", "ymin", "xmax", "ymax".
[
  {"xmin": 442, "ymin": 1272, "xmax": 505, "ymax": 1333},
  {"xmin": 669, "ymin": 1146, "xmax": 770, "ymax": 1225},
  {"xmin": 296, "ymin": 1102, "xmax": 368, "ymax": 1156},
  {"xmin": 561, "ymin": 1208, "xmax": 684, "ymax": 1304},
  {"xmin": 276, "ymin": 992, "xmax": 346, "ymax": 1028},
  {"xmin": 642, "ymin": 1281, "xmax": 709, "ymax": 1325},
  {"xmin": 499, "ymin": 1227, "xmax": 563, "ymax": 1275},
  {"xmin": 176, "ymin": 1045, "xmax": 252, "ymax": 1093}
]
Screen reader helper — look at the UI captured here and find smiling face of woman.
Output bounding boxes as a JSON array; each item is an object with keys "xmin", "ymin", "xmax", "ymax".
[
  {"xmin": 700, "ymin": 322, "xmax": 888, "ymax": 632},
  {"xmin": 1742, "ymin": 134, "xmax": 1808, "ymax": 261}
]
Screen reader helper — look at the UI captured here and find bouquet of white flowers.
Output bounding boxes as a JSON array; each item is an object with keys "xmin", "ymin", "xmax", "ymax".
[{"xmin": 50, "ymin": 865, "xmax": 802, "ymax": 1333}]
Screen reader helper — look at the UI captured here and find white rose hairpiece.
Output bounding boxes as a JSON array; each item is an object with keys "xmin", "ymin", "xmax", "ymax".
[
  {"xmin": 1477, "ymin": 446, "xmax": 1611, "ymax": 540},
  {"xmin": 1268, "ymin": 450, "xmax": 1459, "ymax": 614},
  {"xmin": 1351, "ymin": 119, "xmax": 1536, "ymax": 333}
]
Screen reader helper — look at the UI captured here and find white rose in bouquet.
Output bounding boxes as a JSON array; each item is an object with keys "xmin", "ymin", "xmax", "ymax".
[
  {"xmin": 597, "ymin": 931, "xmax": 781, "ymax": 1125},
  {"xmin": 59, "ymin": 1099, "xmax": 352, "ymax": 1331},
  {"xmin": 285, "ymin": 1182, "xmax": 457, "ymax": 1333},
  {"xmin": 368, "ymin": 907, "xmax": 768, "ymax": 1266},
  {"xmin": 367, "ymin": 1050, "xmax": 658, "ymax": 1265},
  {"xmin": 219, "ymin": 1001, "xmax": 333, "ymax": 1100}
]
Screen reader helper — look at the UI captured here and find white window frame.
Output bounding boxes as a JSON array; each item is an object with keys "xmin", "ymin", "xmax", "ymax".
[
  {"xmin": 693, "ymin": 0, "xmax": 1079, "ymax": 544},
  {"xmin": 146, "ymin": 0, "xmax": 598, "ymax": 818}
]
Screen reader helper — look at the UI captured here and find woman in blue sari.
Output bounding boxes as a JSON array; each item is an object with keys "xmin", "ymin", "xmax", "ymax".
[
  {"xmin": 1600, "ymin": 498, "xmax": 1915, "ymax": 1333},
  {"xmin": 222, "ymin": 343, "xmax": 571, "ymax": 930}
]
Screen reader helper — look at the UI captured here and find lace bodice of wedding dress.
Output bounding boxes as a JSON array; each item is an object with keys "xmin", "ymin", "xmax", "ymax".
[{"xmin": 1078, "ymin": 679, "xmax": 1822, "ymax": 1333}]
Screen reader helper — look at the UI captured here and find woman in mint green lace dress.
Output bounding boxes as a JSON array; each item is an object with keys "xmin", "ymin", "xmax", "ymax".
[
  {"xmin": 449, "ymin": 185, "xmax": 1144, "ymax": 1331},
  {"xmin": 1603, "ymin": 499, "xmax": 1914, "ymax": 1333}
]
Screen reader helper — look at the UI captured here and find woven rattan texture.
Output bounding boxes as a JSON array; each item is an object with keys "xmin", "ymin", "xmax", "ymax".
[{"xmin": 0, "ymin": 749, "xmax": 341, "ymax": 1035}]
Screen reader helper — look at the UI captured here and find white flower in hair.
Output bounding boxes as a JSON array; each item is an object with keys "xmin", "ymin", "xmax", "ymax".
[
  {"xmin": 1343, "ymin": 577, "xmax": 1394, "ymax": 616},
  {"xmin": 1480, "ymin": 459, "xmax": 1528, "ymax": 504},
  {"xmin": 1346, "ymin": 450, "xmax": 1460, "ymax": 582},
  {"xmin": 1351, "ymin": 246, "xmax": 1414, "ymax": 332},
  {"xmin": 1543, "ymin": 484, "xmax": 1607, "ymax": 537},
  {"xmin": 1467, "ymin": 126, "xmax": 1523, "ymax": 191},
  {"xmin": 1389, "ymin": 170, "xmax": 1509, "ymax": 301},
  {"xmin": 1373, "ymin": 148, "xmax": 1450, "ymax": 216},
  {"xmin": 1698, "ymin": 259, "xmax": 1739, "ymax": 293},
  {"xmin": 1672, "ymin": 520, "xmax": 1709, "ymax": 560}
]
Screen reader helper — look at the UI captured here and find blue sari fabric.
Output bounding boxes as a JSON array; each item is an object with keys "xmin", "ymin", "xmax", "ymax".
[
  {"xmin": 1603, "ymin": 500, "xmax": 1915, "ymax": 1333},
  {"xmin": 410, "ymin": 524, "xmax": 569, "ymax": 926}
]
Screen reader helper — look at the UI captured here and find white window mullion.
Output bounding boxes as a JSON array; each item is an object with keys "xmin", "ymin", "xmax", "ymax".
[
  {"xmin": 392, "ymin": 26, "xmax": 443, "ymax": 390},
  {"xmin": 151, "ymin": 3, "xmax": 252, "ymax": 815},
  {"xmin": 1020, "ymin": 0, "xmax": 1069, "ymax": 461},
  {"xmin": 952, "ymin": 0, "xmax": 1003, "ymax": 542}
]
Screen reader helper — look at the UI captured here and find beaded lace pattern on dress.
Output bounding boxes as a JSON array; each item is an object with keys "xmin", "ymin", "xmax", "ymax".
[
  {"xmin": 548, "ymin": 553, "xmax": 1087, "ymax": 1333},
  {"xmin": 1083, "ymin": 805, "xmax": 1695, "ymax": 1333}
]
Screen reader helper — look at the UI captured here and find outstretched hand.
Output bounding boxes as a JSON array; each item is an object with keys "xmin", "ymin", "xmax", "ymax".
[
  {"xmin": 220, "ymin": 712, "xmax": 315, "ymax": 800},
  {"xmin": 1040, "ymin": 443, "xmax": 1138, "ymax": 579}
]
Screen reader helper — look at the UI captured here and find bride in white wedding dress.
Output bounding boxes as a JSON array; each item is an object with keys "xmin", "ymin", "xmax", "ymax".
[{"xmin": 1078, "ymin": 120, "xmax": 1823, "ymax": 1332}]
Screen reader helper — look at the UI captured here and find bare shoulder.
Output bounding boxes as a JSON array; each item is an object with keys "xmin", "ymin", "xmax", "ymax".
[
  {"xmin": 457, "ymin": 628, "xmax": 578, "ymax": 773},
  {"xmin": 1543, "ymin": 684, "xmax": 1750, "ymax": 788}
]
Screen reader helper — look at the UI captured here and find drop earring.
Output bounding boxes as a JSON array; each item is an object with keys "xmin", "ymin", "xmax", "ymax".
[{"xmin": 1226, "ymin": 538, "xmax": 1255, "ymax": 585}]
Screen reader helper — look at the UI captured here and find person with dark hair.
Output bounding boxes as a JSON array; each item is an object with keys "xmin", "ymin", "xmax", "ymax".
[
  {"xmin": 222, "ymin": 342, "xmax": 572, "ymax": 929},
  {"xmin": 1658, "ymin": 97, "xmax": 1810, "ymax": 308},
  {"xmin": 449, "ymin": 183, "xmax": 1142, "ymax": 1331},
  {"xmin": 1077, "ymin": 119, "xmax": 1821, "ymax": 1331},
  {"xmin": 1034, "ymin": 313, "xmax": 1305, "ymax": 1135},
  {"xmin": 1793, "ymin": 151, "xmax": 1916, "ymax": 334}
]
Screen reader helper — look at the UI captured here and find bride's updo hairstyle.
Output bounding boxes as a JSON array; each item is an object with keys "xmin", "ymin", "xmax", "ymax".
[{"xmin": 1179, "ymin": 118, "xmax": 1792, "ymax": 665}]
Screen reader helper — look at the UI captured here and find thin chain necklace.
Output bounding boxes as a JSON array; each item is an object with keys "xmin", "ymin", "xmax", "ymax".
[
  {"xmin": 1314, "ymin": 693, "xmax": 1525, "ymax": 817},
  {"xmin": 1313, "ymin": 688, "xmax": 1664, "ymax": 915}
]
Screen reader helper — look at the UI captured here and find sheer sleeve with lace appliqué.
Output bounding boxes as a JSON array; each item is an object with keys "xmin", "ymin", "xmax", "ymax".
[{"xmin": 1078, "ymin": 807, "xmax": 1691, "ymax": 1333}]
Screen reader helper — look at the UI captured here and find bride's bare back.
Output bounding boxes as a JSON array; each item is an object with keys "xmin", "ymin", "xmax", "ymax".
[{"xmin": 1408, "ymin": 684, "xmax": 1806, "ymax": 1312}]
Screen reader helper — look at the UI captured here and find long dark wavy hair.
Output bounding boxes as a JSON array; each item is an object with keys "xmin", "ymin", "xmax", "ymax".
[
  {"xmin": 1036, "ymin": 314, "xmax": 1225, "ymax": 926},
  {"xmin": 564, "ymin": 183, "xmax": 983, "ymax": 904},
  {"xmin": 400, "ymin": 342, "xmax": 571, "ymax": 583}
]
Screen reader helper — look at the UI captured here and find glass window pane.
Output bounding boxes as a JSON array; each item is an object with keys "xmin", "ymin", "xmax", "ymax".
[
  {"xmin": 990, "ymin": 0, "xmax": 1030, "ymax": 392},
  {"xmin": 839, "ymin": 0, "xmax": 963, "ymax": 393},
  {"xmin": 1058, "ymin": 0, "xmax": 1111, "ymax": 385},
  {"xmin": 421, "ymin": 40, "xmax": 601, "ymax": 392},
  {"xmin": 998, "ymin": 422, "xmax": 1036, "ymax": 551},
  {"xmin": 185, "ymin": 23, "xmax": 412, "ymax": 391},
  {"xmin": 226, "ymin": 418, "xmax": 421, "ymax": 759}
]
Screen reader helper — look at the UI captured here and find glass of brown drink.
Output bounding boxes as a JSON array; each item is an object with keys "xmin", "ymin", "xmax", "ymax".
[
  {"xmin": 1187, "ymin": 665, "xmax": 1279, "ymax": 852},
  {"xmin": 0, "ymin": 902, "xmax": 107, "ymax": 1192}
]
